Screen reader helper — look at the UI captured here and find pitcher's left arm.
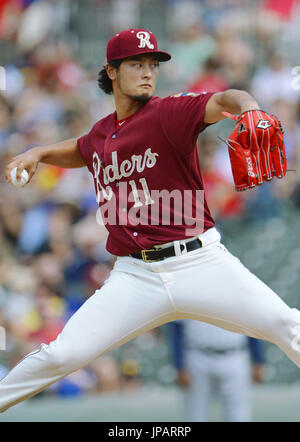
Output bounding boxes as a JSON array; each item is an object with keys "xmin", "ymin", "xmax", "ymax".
[{"xmin": 204, "ymin": 89, "xmax": 259, "ymax": 124}]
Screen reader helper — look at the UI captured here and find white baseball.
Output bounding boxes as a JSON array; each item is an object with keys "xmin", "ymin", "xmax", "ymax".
[{"xmin": 10, "ymin": 167, "xmax": 29, "ymax": 187}]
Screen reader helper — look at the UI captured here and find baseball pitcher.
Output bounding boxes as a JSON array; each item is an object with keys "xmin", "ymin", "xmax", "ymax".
[{"xmin": 1, "ymin": 28, "xmax": 298, "ymax": 413}]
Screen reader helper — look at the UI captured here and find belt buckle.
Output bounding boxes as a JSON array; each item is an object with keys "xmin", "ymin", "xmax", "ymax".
[{"xmin": 141, "ymin": 248, "xmax": 156, "ymax": 262}]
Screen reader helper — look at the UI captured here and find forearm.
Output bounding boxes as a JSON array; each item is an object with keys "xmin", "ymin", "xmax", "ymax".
[
  {"xmin": 218, "ymin": 89, "xmax": 260, "ymax": 114},
  {"xmin": 6, "ymin": 137, "xmax": 86, "ymax": 184},
  {"xmin": 204, "ymin": 89, "xmax": 260, "ymax": 124},
  {"xmin": 33, "ymin": 138, "xmax": 86, "ymax": 168}
]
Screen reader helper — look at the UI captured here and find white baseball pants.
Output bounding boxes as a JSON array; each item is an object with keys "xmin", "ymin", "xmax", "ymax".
[{"xmin": 1, "ymin": 227, "xmax": 300, "ymax": 412}]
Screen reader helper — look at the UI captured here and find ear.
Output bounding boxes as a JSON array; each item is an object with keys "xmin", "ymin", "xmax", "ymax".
[{"xmin": 106, "ymin": 64, "xmax": 117, "ymax": 81}]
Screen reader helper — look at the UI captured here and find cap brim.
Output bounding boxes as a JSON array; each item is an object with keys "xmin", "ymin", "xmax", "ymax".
[
  {"xmin": 108, "ymin": 50, "xmax": 171, "ymax": 63},
  {"xmin": 153, "ymin": 51, "xmax": 171, "ymax": 62}
]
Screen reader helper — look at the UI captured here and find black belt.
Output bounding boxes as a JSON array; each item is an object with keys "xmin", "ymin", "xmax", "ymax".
[
  {"xmin": 188, "ymin": 345, "xmax": 247, "ymax": 355},
  {"xmin": 130, "ymin": 237, "xmax": 202, "ymax": 262}
]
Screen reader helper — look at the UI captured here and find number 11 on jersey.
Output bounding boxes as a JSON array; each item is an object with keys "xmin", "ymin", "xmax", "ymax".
[{"xmin": 129, "ymin": 178, "xmax": 154, "ymax": 208}]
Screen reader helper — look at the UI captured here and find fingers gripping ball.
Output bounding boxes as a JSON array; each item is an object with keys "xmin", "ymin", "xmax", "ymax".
[{"xmin": 10, "ymin": 167, "xmax": 29, "ymax": 187}]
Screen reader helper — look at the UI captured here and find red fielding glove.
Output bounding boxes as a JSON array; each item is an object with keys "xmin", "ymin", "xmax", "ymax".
[{"xmin": 222, "ymin": 109, "xmax": 287, "ymax": 191}]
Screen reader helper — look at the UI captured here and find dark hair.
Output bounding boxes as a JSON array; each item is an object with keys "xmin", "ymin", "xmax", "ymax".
[{"xmin": 98, "ymin": 59, "xmax": 123, "ymax": 94}]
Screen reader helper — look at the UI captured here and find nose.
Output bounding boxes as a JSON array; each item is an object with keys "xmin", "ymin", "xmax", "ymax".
[
  {"xmin": 142, "ymin": 70, "xmax": 151, "ymax": 80},
  {"xmin": 141, "ymin": 63, "xmax": 152, "ymax": 79}
]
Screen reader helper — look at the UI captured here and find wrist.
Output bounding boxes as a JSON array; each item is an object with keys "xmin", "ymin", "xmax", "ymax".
[
  {"xmin": 240, "ymin": 102, "xmax": 260, "ymax": 113},
  {"xmin": 31, "ymin": 146, "xmax": 45, "ymax": 162}
]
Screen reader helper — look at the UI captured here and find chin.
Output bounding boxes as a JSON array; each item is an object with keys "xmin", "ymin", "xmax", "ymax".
[{"xmin": 130, "ymin": 92, "xmax": 152, "ymax": 104}]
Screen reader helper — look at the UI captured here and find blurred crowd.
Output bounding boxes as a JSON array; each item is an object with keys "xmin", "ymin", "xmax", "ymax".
[{"xmin": 0, "ymin": 0, "xmax": 300, "ymax": 400}]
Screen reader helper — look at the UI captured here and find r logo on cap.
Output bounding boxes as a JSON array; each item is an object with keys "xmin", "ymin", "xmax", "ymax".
[
  {"xmin": 106, "ymin": 28, "xmax": 171, "ymax": 63},
  {"xmin": 136, "ymin": 31, "xmax": 154, "ymax": 50}
]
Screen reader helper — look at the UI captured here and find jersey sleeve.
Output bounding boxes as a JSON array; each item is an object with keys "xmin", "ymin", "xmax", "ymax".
[
  {"xmin": 77, "ymin": 127, "xmax": 95, "ymax": 173},
  {"xmin": 159, "ymin": 92, "xmax": 215, "ymax": 153}
]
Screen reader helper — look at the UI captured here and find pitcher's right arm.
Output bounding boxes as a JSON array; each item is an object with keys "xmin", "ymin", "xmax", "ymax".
[{"xmin": 5, "ymin": 138, "xmax": 86, "ymax": 184}]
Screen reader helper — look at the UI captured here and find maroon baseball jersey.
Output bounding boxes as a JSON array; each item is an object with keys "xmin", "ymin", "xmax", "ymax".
[{"xmin": 77, "ymin": 92, "xmax": 215, "ymax": 256}]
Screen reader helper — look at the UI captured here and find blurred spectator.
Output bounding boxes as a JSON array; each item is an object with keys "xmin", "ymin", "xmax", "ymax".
[
  {"xmin": 25, "ymin": 283, "xmax": 66, "ymax": 347},
  {"xmin": 251, "ymin": 53, "xmax": 300, "ymax": 110},
  {"xmin": 120, "ymin": 359, "xmax": 142, "ymax": 391},
  {"xmin": 170, "ymin": 320, "xmax": 265, "ymax": 422},
  {"xmin": 110, "ymin": 0, "xmax": 140, "ymax": 33},
  {"xmin": 90, "ymin": 356, "xmax": 121, "ymax": 392},
  {"xmin": 0, "ymin": 0, "xmax": 23, "ymax": 41},
  {"xmin": 165, "ymin": 23, "xmax": 217, "ymax": 88},
  {"xmin": 263, "ymin": 0, "xmax": 296, "ymax": 21},
  {"xmin": 215, "ymin": 27, "xmax": 254, "ymax": 89},
  {"xmin": 187, "ymin": 56, "xmax": 229, "ymax": 94}
]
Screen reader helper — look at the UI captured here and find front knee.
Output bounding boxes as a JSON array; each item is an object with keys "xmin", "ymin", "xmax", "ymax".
[
  {"xmin": 43, "ymin": 342, "xmax": 86, "ymax": 376},
  {"xmin": 268, "ymin": 308, "xmax": 300, "ymax": 346}
]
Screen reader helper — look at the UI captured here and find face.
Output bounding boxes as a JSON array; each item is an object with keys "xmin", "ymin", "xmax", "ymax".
[{"xmin": 108, "ymin": 55, "xmax": 159, "ymax": 103}]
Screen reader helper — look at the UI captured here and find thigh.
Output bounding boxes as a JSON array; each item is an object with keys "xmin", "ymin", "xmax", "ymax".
[
  {"xmin": 169, "ymin": 243, "xmax": 291, "ymax": 341},
  {"xmin": 53, "ymin": 261, "xmax": 175, "ymax": 365}
]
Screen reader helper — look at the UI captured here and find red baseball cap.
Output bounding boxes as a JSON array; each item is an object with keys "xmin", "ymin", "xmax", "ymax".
[{"xmin": 107, "ymin": 28, "xmax": 171, "ymax": 63}]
